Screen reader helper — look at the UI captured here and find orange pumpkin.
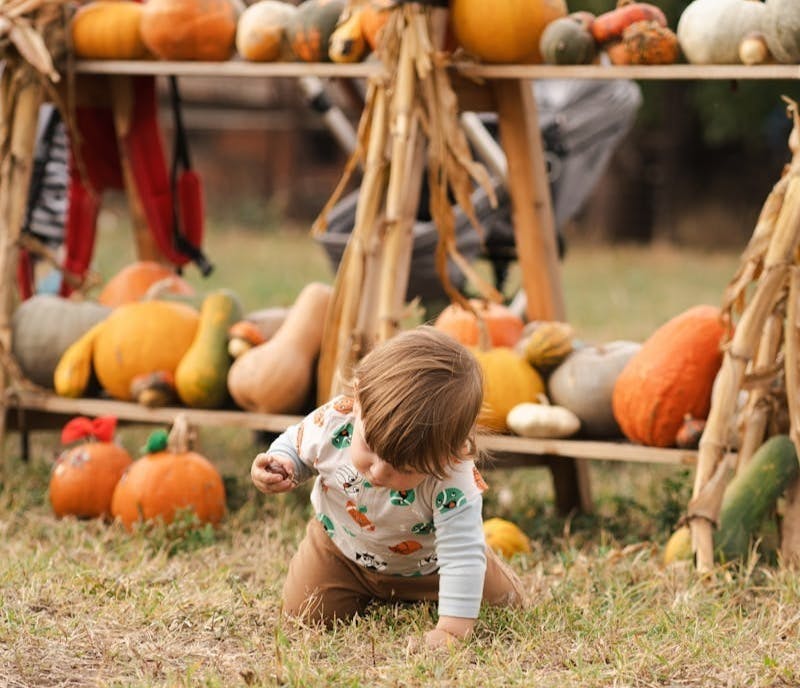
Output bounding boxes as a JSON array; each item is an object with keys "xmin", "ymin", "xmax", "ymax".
[
  {"xmin": 473, "ymin": 347, "xmax": 545, "ymax": 432},
  {"xmin": 450, "ymin": 0, "xmax": 567, "ymax": 64},
  {"xmin": 71, "ymin": 0, "xmax": 150, "ymax": 59},
  {"xmin": 434, "ymin": 299, "xmax": 524, "ymax": 348},
  {"xmin": 612, "ymin": 305, "xmax": 727, "ymax": 448},
  {"xmin": 606, "ymin": 20, "xmax": 680, "ymax": 65},
  {"xmin": 98, "ymin": 261, "xmax": 195, "ymax": 307},
  {"xmin": 110, "ymin": 416, "xmax": 226, "ymax": 531},
  {"xmin": 49, "ymin": 416, "xmax": 132, "ymax": 519},
  {"xmin": 140, "ymin": 0, "xmax": 238, "ymax": 61}
]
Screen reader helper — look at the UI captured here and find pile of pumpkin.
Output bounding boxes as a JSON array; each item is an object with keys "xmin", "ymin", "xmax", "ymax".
[
  {"xmin": 71, "ymin": 0, "xmax": 391, "ymax": 65},
  {"xmin": 48, "ymin": 414, "xmax": 226, "ymax": 530},
  {"xmin": 433, "ymin": 299, "xmax": 729, "ymax": 449},
  {"xmin": 12, "ymin": 261, "xmax": 332, "ymax": 414}
]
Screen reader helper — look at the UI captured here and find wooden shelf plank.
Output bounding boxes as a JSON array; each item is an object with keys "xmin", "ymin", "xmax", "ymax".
[
  {"xmin": 72, "ymin": 60, "xmax": 800, "ymax": 81},
  {"xmin": 4, "ymin": 389, "xmax": 724, "ymax": 466}
]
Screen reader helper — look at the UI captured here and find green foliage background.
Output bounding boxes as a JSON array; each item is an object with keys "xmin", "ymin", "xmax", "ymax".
[{"xmin": 570, "ymin": 0, "xmax": 798, "ymax": 148}]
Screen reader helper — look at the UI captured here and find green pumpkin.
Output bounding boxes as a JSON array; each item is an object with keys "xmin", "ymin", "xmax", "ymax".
[
  {"xmin": 539, "ymin": 14, "xmax": 597, "ymax": 65},
  {"xmin": 286, "ymin": 0, "xmax": 346, "ymax": 62}
]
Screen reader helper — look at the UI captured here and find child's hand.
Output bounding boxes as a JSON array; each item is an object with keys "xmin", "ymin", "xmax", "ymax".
[
  {"xmin": 422, "ymin": 628, "xmax": 462, "ymax": 650},
  {"xmin": 251, "ymin": 452, "xmax": 296, "ymax": 494}
]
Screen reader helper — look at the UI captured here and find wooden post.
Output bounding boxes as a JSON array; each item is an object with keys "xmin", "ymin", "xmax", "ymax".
[{"xmin": 493, "ymin": 78, "xmax": 565, "ymax": 322}]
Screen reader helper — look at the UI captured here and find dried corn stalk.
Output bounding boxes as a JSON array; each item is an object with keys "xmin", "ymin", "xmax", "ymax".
[
  {"xmin": 688, "ymin": 97, "xmax": 800, "ymax": 571},
  {"xmin": 315, "ymin": 3, "xmax": 500, "ymax": 403},
  {"xmin": 0, "ymin": 1, "xmax": 69, "ymax": 463}
]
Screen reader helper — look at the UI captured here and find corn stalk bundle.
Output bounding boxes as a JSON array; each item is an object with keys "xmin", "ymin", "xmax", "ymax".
[
  {"xmin": 0, "ymin": 0, "xmax": 69, "ymax": 458},
  {"xmin": 314, "ymin": 1, "xmax": 503, "ymax": 403},
  {"xmin": 688, "ymin": 97, "xmax": 800, "ymax": 571}
]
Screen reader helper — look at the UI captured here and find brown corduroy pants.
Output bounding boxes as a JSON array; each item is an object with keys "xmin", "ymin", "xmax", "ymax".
[{"xmin": 282, "ymin": 518, "xmax": 526, "ymax": 626}]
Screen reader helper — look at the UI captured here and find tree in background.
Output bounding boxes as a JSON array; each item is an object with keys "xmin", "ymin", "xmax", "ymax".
[{"xmin": 566, "ymin": 0, "xmax": 796, "ymax": 247}]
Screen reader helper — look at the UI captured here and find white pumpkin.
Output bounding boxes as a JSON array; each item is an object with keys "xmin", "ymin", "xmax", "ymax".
[
  {"xmin": 547, "ymin": 340, "xmax": 641, "ymax": 438},
  {"xmin": 506, "ymin": 401, "xmax": 581, "ymax": 439},
  {"xmin": 763, "ymin": 0, "xmax": 800, "ymax": 63},
  {"xmin": 236, "ymin": 0, "xmax": 297, "ymax": 62},
  {"xmin": 677, "ymin": 0, "xmax": 766, "ymax": 64}
]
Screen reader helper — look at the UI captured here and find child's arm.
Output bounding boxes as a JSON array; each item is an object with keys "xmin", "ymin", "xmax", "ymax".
[{"xmin": 427, "ymin": 494, "xmax": 487, "ymax": 649}]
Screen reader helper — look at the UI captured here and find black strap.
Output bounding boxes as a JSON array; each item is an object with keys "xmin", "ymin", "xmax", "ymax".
[
  {"xmin": 23, "ymin": 107, "xmax": 63, "ymax": 235},
  {"xmin": 169, "ymin": 75, "xmax": 214, "ymax": 277}
]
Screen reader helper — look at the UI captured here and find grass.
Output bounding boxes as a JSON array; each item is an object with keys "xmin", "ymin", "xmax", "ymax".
[{"xmin": 3, "ymin": 209, "xmax": 798, "ymax": 687}]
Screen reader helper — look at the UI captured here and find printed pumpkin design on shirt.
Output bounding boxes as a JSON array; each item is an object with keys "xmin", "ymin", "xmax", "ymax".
[
  {"xmin": 411, "ymin": 521, "xmax": 435, "ymax": 535},
  {"xmin": 435, "ymin": 487, "xmax": 467, "ymax": 513},
  {"xmin": 331, "ymin": 422, "xmax": 354, "ymax": 449},
  {"xmin": 473, "ymin": 466, "xmax": 488, "ymax": 492},
  {"xmin": 389, "ymin": 540, "xmax": 422, "ymax": 555},
  {"xmin": 346, "ymin": 500, "xmax": 375, "ymax": 531},
  {"xmin": 333, "ymin": 396, "xmax": 354, "ymax": 414},
  {"xmin": 313, "ymin": 407, "xmax": 326, "ymax": 426},
  {"xmin": 389, "ymin": 488, "xmax": 416, "ymax": 506},
  {"xmin": 296, "ymin": 423, "xmax": 304, "ymax": 455}
]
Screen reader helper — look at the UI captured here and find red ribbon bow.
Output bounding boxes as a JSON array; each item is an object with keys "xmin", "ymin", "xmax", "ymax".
[{"xmin": 61, "ymin": 416, "xmax": 118, "ymax": 445}]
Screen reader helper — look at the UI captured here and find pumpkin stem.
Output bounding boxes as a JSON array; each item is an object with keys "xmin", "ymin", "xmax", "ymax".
[{"xmin": 167, "ymin": 413, "xmax": 196, "ymax": 453}]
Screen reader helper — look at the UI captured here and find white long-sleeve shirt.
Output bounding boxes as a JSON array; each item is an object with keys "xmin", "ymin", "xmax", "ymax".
[{"xmin": 268, "ymin": 395, "xmax": 488, "ymax": 619}]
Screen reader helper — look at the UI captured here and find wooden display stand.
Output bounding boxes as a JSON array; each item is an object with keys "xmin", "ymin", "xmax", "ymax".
[{"xmin": 3, "ymin": 50, "xmax": 799, "ymax": 514}]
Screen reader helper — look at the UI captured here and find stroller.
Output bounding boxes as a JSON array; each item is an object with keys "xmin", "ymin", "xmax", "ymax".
[{"xmin": 317, "ymin": 78, "xmax": 643, "ymax": 305}]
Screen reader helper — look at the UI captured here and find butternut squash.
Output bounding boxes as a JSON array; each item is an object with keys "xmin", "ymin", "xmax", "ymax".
[
  {"xmin": 227, "ymin": 282, "xmax": 332, "ymax": 414},
  {"xmin": 53, "ymin": 321, "xmax": 107, "ymax": 398},
  {"xmin": 175, "ymin": 289, "xmax": 243, "ymax": 409}
]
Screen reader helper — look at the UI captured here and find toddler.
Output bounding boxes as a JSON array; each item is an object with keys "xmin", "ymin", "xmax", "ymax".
[{"xmin": 251, "ymin": 326, "xmax": 525, "ymax": 649}]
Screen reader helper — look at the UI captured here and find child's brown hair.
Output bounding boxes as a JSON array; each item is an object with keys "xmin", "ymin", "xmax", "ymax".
[{"xmin": 353, "ymin": 326, "xmax": 483, "ymax": 479}]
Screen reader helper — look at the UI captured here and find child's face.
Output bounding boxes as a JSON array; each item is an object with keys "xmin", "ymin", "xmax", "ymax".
[{"xmin": 350, "ymin": 411, "xmax": 427, "ymax": 491}]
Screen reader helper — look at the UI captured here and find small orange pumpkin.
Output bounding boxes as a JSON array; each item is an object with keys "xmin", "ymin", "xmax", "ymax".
[
  {"xmin": 49, "ymin": 416, "xmax": 132, "ymax": 519},
  {"xmin": 140, "ymin": 0, "xmax": 238, "ymax": 61},
  {"xmin": 612, "ymin": 304, "xmax": 727, "ymax": 448},
  {"xmin": 71, "ymin": 0, "xmax": 150, "ymax": 59},
  {"xmin": 606, "ymin": 20, "xmax": 680, "ymax": 65},
  {"xmin": 110, "ymin": 415, "xmax": 226, "ymax": 531},
  {"xmin": 98, "ymin": 261, "xmax": 195, "ymax": 308},
  {"xmin": 434, "ymin": 299, "xmax": 524, "ymax": 349}
]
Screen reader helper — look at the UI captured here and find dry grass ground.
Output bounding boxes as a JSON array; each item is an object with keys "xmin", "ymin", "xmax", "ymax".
[{"xmin": 3, "ymin": 216, "xmax": 798, "ymax": 687}]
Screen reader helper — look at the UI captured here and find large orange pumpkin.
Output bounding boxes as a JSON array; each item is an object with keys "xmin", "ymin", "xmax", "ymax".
[
  {"xmin": 49, "ymin": 416, "xmax": 132, "ymax": 519},
  {"xmin": 450, "ymin": 0, "xmax": 568, "ymax": 64},
  {"xmin": 140, "ymin": 0, "xmax": 238, "ymax": 61},
  {"xmin": 434, "ymin": 299, "xmax": 524, "ymax": 348},
  {"xmin": 110, "ymin": 416, "xmax": 226, "ymax": 531},
  {"xmin": 612, "ymin": 304, "xmax": 727, "ymax": 447},
  {"xmin": 98, "ymin": 261, "xmax": 195, "ymax": 307},
  {"xmin": 92, "ymin": 300, "xmax": 200, "ymax": 400}
]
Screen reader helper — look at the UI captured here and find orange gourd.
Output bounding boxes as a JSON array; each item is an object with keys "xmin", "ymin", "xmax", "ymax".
[
  {"xmin": 71, "ymin": 1, "xmax": 150, "ymax": 59},
  {"xmin": 49, "ymin": 416, "xmax": 132, "ymax": 519},
  {"xmin": 606, "ymin": 20, "xmax": 680, "ymax": 65},
  {"xmin": 450, "ymin": 0, "xmax": 567, "ymax": 64},
  {"xmin": 359, "ymin": 0, "xmax": 390, "ymax": 51},
  {"xmin": 591, "ymin": 1, "xmax": 667, "ymax": 44},
  {"xmin": 110, "ymin": 415, "xmax": 226, "ymax": 531},
  {"xmin": 140, "ymin": 0, "xmax": 238, "ymax": 61},
  {"xmin": 434, "ymin": 299, "xmax": 524, "ymax": 348},
  {"xmin": 612, "ymin": 305, "xmax": 727, "ymax": 448},
  {"xmin": 98, "ymin": 261, "xmax": 195, "ymax": 307}
]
